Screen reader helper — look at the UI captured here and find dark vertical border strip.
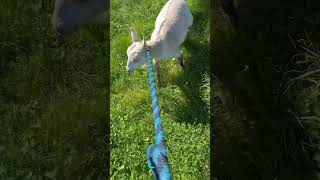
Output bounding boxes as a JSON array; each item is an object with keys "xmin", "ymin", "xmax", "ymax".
[{"xmin": 104, "ymin": 1, "xmax": 110, "ymax": 179}]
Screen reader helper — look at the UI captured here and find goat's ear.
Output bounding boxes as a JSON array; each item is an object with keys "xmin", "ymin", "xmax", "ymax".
[{"xmin": 130, "ymin": 27, "xmax": 138, "ymax": 43}]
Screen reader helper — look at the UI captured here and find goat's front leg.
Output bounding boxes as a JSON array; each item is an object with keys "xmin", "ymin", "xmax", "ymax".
[{"xmin": 155, "ymin": 60, "xmax": 161, "ymax": 87}]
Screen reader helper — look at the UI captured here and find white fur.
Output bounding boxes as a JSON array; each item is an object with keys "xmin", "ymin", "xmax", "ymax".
[{"xmin": 126, "ymin": 0, "xmax": 193, "ymax": 72}]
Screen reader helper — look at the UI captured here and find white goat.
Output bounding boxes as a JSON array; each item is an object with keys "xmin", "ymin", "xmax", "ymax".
[
  {"xmin": 126, "ymin": 0, "xmax": 193, "ymax": 84},
  {"xmin": 52, "ymin": 0, "xmax": 109, "ymax": 35}
]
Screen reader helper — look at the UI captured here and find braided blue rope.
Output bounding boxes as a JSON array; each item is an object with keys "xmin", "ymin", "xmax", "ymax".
[{"xmin": 146, "ymin": 49, "xmax": 172, "ymax": 180}]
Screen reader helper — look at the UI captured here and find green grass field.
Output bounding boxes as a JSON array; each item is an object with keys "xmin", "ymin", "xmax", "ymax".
[
  {"xmin": 110, "ymin": 0, "xmax": 210, "ymax": 179},
  {"xmin": 0, "ymin": 1, "xmax": 108, "ymax": 179}
]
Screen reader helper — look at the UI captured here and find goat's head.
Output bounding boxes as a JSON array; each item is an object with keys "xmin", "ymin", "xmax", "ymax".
[
  {"xmin": 52, "ymin": 0, "xmax": 108, "ymax": 35},
  {"xmin": 126, "ymin": 27, "xmax": 148, "ymax": 72}
]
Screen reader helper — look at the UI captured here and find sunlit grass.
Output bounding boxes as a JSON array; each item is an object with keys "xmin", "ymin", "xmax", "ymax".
[{"xmin": 110, "ymin": 0, "xmax": 210, "ymax": 179}]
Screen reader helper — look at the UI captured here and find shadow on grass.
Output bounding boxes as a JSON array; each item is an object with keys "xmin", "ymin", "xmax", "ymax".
[{"xmin": 213, "ymin": 0, "xmax": 320, "ymax": 179}]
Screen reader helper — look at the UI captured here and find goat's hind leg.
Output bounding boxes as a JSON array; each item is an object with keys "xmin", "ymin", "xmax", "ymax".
[{"xmin": 155, "ymin": 60, "xmax": 161, "ymax": 87}]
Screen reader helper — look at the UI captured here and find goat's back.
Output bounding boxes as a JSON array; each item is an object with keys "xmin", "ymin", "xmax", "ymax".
[{"xmin": 151, "ymin": 0, "xmax": 193, "ymax": 48}]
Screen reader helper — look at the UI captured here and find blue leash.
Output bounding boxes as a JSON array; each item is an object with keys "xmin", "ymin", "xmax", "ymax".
[{"xmin": 146, "ymin": 49, "xmax": 172, "ymax": 180}]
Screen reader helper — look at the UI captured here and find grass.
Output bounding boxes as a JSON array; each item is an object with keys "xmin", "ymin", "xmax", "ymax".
[
  {"xmin": 282, "ymin": 35, "xmax": 320, "ymax": 178},
  {"xmin": 0, "ymin": 0, "xmax": 108, "ymax": 179},
  {"xmin": 212, "ymin": 0, "xmax": 320, "ymax": 179},
  {"xmin": 110, "ymin": 0, "xmax": 210, "ymax": 179}
]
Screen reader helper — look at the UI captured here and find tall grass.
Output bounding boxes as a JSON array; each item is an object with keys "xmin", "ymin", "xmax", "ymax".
[
  {"xmin": 213, "ymin": 0, "xmax": 320, "ymax": 179},
  {"xmin": 282, "ymin": 34, "xmax": 320, "ymax": 178}
]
